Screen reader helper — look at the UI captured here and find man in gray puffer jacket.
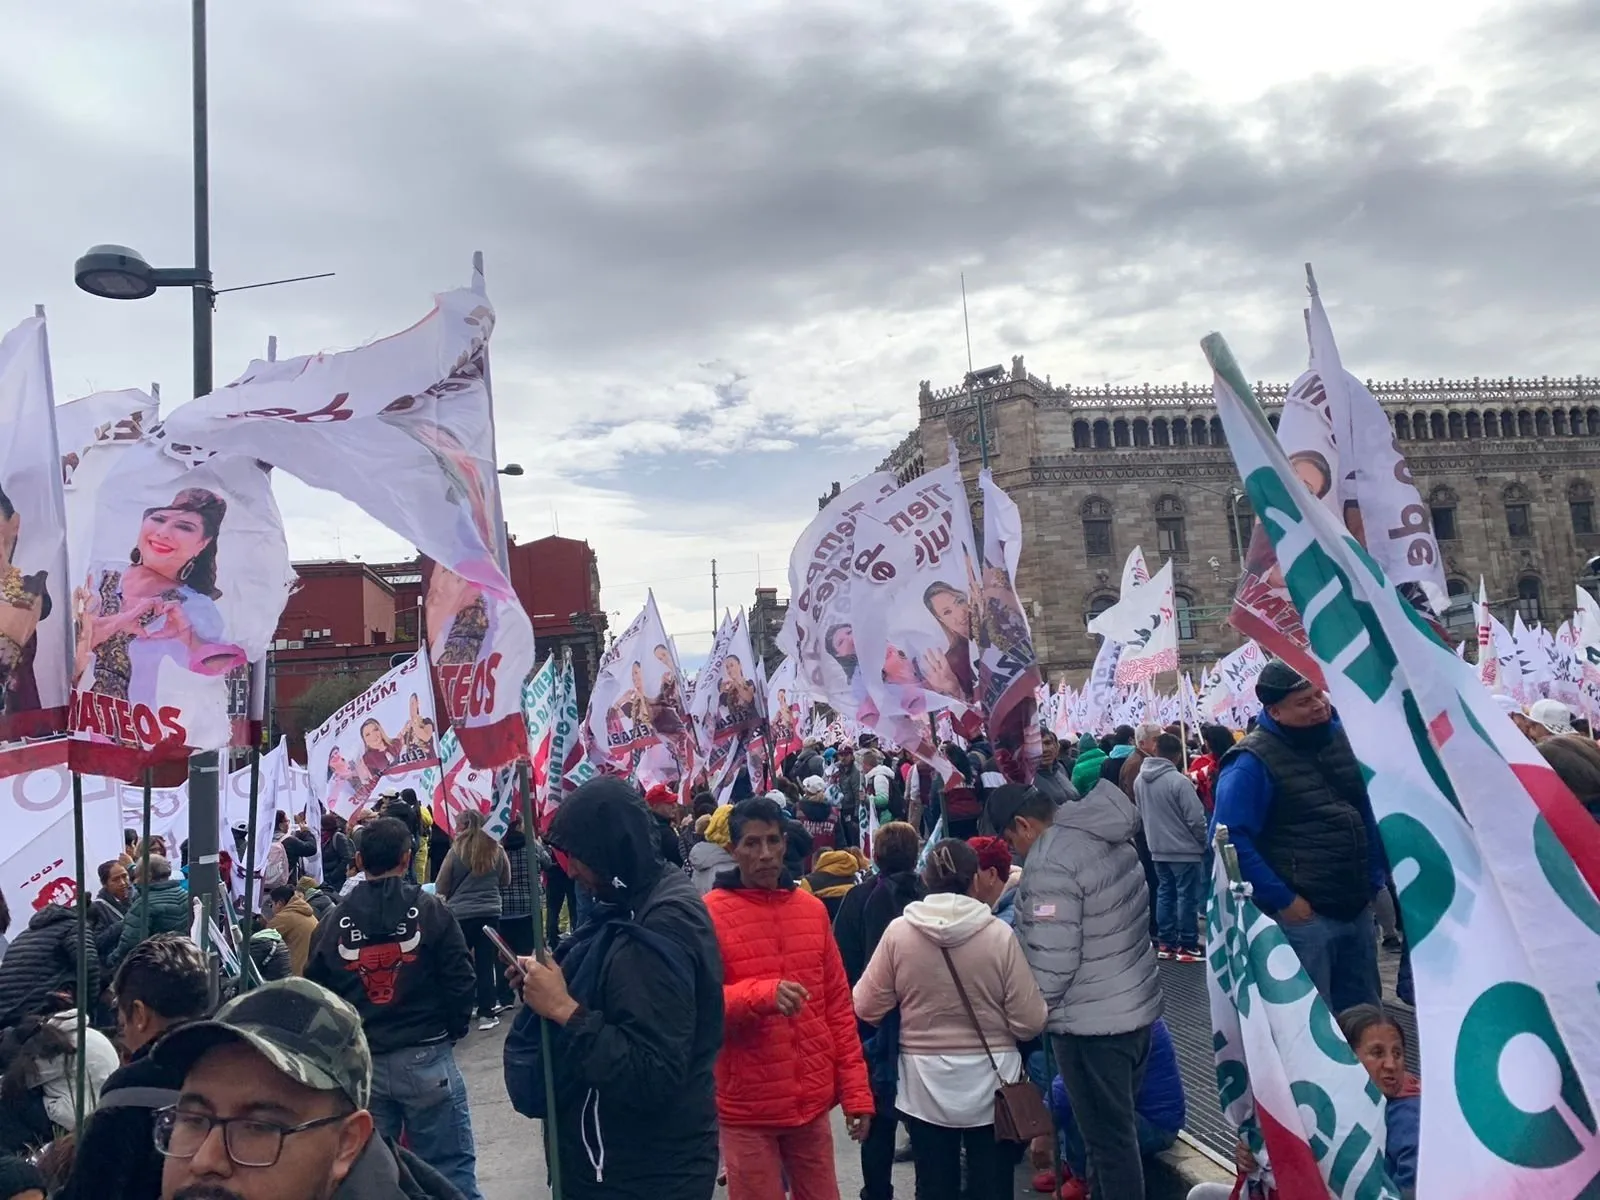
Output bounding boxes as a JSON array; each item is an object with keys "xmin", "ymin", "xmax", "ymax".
[{"xmin": 986, "ymin": 780, "xmax": 1162, "ymax": 1200}]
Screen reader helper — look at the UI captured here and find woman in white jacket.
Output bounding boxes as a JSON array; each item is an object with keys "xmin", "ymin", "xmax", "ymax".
[{"xmin": 853, "ymin": 839, "xmax": 1048, "ymax": 1200}]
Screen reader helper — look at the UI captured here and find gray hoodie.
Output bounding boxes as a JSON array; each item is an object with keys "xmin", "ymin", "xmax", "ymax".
[
  {"xmin": 1014, "ymin": 778, "xmax": 1163, "ymax": 1036},
  {"xmin": 689, "ymin": 839, "xmax": 735, "ymax": 895},
  {"xmin": 1133, "ymin": 756, "xmax": 1208, "ymax": 863}
]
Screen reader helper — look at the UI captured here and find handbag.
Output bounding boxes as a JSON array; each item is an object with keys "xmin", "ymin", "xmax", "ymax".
[{"xmin": 937, "ymin": 947, "xmax": 1054, "ymax": 1142}]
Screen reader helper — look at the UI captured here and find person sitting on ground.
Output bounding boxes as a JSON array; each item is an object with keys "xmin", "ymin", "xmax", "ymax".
[
  {"xmin": 1338, "ymin": 1004, "xmax": 1418, "ymax": 1199},
  {"xmin": 57, "ymin": 934, "xmax": 211, "ymax": 1200},
  {"xmin": 150, "ymin": 977, "xmax": 460, "ymax": 1200},
  {"xmin": 109, "ymin": 855, "xmax": 191, "ymax": 969},
  {"xmin": 0, "ymin": 899, "xmax": 100, "ymax": 1030},
  {"xmin": 1049, "ymin": 1016, "xmax": 1185, "ymax": 1194},
  {"xmin": 262, "ymin": 883, "xmax": 319, "ymax": 976},
  {"xmin": 853, "ymin": 838, "xmax": 1048, "ymax": 1200},
  {"xmin": 514, "ymin": 776, "xmax": 724, "ymax": 1200},
  {"xmin": 800, "ymin": 848, "xmax": 868, "ymax": 919}
]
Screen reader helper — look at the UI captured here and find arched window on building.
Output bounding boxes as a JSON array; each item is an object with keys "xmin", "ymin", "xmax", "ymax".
[
  {"xmin": 1448, "ymin": 412, "xmax": 1465, "ymax": 440},
  {"xmin": 1501, "ymin": 408, "xmax": 1517, "ymax": 437},
  {"xmin": 1570, "ymin": 480, "xmax": 1595, "ymax": 537},
  {"xmin": 1518, "ymin": 410, "xmax": 1535, "ymax": 437},
  {"xmin": 1430, "ymin": 412, "xmax": 1447, "ymax": 440},
  {"xmin": 1517, "ymin": 576, "xmax": 1543, "ymax": 624},
  {"xmin": 1132, "ymin": 418, "xmax": 1150, "ymax": 447},
  {"xmin": 1429, "ymin": 485, "xmax": 1459, "ymax": 543},
  {"xmin": 1172, "ymin": 418, "xmax": 1189, "ymax": 446},
  {"xmin": 1153, "ymin": 418, "xmax": 1171, "ymax": 447},
  {"xmin": 1227, "ymin": 496, "xmax": 1255, "ymax": 561},
  {"xmin": 1504, "ymin": 482, "xmax": 1533, "ymax": 540},
  {"xmin": 1536, "ymin": 410, "xmax": 1552, "ymax": 437},
  {"xmin": 1072, "ymin": 420, "xmax": 1092, "ymax": 450},
  {"xmin": 1411, "ymin": 412, "xmax": 1429, "ymax": 441},
  {"xmin": 1155, "ymin": 495, "xmax": 1186, "ymax": 556},
  {"xmin": 1554, "ymin": 409, "xmax": 1568, "ymax": 436},
  {"xmin": 1210, "ymin": 417, "xmax": 1225, "ymax": 445},
  {"xmin": 1113, "ymin": 418, "xmax": 1130, "ymax": 448},
  {"xmin": 1191, "ymin": 418, "xmax": 1209, "ymax": 446},
  {"xmin": 1174, "ymin": 591, "xmax": 1198, "ymax": 641},
  {"xmin": 1442, "ymin": 578, "xmax": 1474, "ymax": 637},
  {"xmin": 1483, "ymin": 410, "xmax": 1500, "ymax": 437},
  {"xmin": 1082, "ymin": 496, "xmax": 1114, "ymax": 560},
  {"xmin": 1093, "ymin": 419, "xmax": 1111, "ymax": 449},
  {"xmin": 1395, "ymin": 412, "xmax": 1411, "ymax": 439},
  {"xmin": 1587, "ymin": 407, "xmax": 1600, "ymax": 434},
  {"xmin": 1570, "ymin": 408, "xmax": 1585, "ymax": 436},
  {"xmin": 1087, "ymin": 593, "xmax": 1117, "ymax": 624},
  {"xmin": 1466, "ymin": 411, "xmax": 1482, "ymax": 439}
]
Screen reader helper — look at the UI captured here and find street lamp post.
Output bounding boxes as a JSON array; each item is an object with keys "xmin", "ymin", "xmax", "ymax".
[{"xmin": 74, "ymin": 0, "xmax": 222, "ymax": 997}]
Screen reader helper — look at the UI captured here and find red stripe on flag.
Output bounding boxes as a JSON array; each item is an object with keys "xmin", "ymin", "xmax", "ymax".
[
  {"xmin": 1512, "ymin": 761, "xmax": 1600, "ymax": 899},
  {"xmin": 1257, "ymin": 1105, "xmax": 1328, "ymax": 1199}
]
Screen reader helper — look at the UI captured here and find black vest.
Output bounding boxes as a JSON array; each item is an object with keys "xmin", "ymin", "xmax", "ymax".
[{"xmin": 1222, "ymin": 724, "xmax": 1376, "ymax": 920}]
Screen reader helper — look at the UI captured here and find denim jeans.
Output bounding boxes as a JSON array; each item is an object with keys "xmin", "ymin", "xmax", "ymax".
[
  {"xmin": 1154, "ymin": 860, "xmax": 1203, "ymax": 950},
  {"xmin": 369, "ymin": 1040, "xmax": 482, "ymax": 1200},
  {"xmin": 1275, "ymin": 905, "xmax": 1382, "ymax": 1015}
]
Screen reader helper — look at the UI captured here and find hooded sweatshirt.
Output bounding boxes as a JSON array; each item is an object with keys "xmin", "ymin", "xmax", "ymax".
[
  {"xmin": 688, "ymin": 839, "xmax": 735, "ymax": 896},
  {"xmin": 852, "ymin": 893, "xmax": 1047, "ymax": 1056},
  {"xmin": 543, "ymin": 779, "xmax": 724, "ymax": 1200},
  {"xmin": 1070, "ymin": 745, "xmax": 1108, "ymax": 796},
  {"xmin": 1134, "ymin": 757, "xmax": 1208, "ymax": 862},
  {"xmin": 801, "ymin": 850, "xmax": 864, "ymax": 918},
  {"xmin": 832, "ymin": 869, "xmax": 924, "ymax": 986},
  {"xmin": 305, "ymin": 874, "xmax": 475, "ymax": 1055},
  {"xmin": 1015, "ymin": 778, "xmax": 1163, "ymax": 1036}
]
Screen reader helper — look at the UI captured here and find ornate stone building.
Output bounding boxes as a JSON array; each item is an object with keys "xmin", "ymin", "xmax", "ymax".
[{"xmin": 879, "ymin": 356, "xmax": 1600, "ymax": 680}]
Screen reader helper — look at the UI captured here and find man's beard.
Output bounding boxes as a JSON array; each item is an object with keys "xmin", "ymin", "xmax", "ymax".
[{"xmin": 174, "ymin": 1187, "xmax": 249, "ymax": 1200}]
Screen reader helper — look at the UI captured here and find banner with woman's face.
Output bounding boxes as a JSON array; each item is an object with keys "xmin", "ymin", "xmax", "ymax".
[
  {"xmin": 67, "ymin": 438, "xmax": 293, "ymax": 784},
  {"xmin": 158, "ymin": 279, "xmax": 536, "ymax": 771},
  {"xmin": 581, "ymin": 591, "xmax": 694, "ymax": 785},
  {"xmin": 0, "ymin": 317, "xmax": 73, "ymax": 749},
  {"xmin": 306, "ymin": 649, "xmax": 441, "ymax": 821}
]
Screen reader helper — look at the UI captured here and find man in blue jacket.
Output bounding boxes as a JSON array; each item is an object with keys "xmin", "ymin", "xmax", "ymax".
[{"xmin": 1213, "ymin": 661, "xmax": 1386, "ymax": 1013}]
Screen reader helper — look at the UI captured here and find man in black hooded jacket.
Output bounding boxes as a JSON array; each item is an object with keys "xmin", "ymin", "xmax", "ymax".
[{"xmin": 516, "ymin": 778, "xmax": 724, "ymax": 1200}]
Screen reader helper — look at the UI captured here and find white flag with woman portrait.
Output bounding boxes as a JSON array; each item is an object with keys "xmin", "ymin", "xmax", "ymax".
[
  {"xmin": 68, "ymin": 438, "xmax": 293, "ymax": 784},
  {"xmin": 306, "ymin": 649, "xmax": 441, "ymax": 820},
  {"xmin": 0, "ymin": 315, "xmax": 72, "ymax": 747},
  {"xmin": 582, "ymin": 591, "xmax": 694, "ymax": 785},
  {"xmin": 159, "ymin": 276, "xmax": 535, "ymax": 770}
]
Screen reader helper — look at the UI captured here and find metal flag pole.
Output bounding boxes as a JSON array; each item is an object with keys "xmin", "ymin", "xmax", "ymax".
[
  {"xmin": 70, "ymin": 773, "xmax": 90, "ymax": 1131},
  {"xmin": 237, "ymin": 737, "xmax": 263, "ymax": 989},
  {"xmin": 960, "ymin": 273, "xmax": 990, "ymax": 472},
  {"xmin": 518, "ymin": 761, "xmax": 563, "ymax": 1197},
  {"xmin": 139, "ymin": 767, "xmax": 154, "ymax": 939}
]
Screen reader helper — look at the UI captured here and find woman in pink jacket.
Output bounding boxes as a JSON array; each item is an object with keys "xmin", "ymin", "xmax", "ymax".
[{"xmin": 853, "ymin": 838, "xmax": 1048, "ymax": 1200}]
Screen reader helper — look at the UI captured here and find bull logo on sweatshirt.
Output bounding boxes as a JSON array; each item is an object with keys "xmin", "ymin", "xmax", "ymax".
[{"xmin": 336, "ymin": 908, "xmax": 422, "ymax": 1005}]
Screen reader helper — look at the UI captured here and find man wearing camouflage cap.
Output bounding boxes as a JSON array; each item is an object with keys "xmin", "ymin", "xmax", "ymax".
[{"xmin": 152, "ymin": 977, "xmax": 460, "ymax": 1200}]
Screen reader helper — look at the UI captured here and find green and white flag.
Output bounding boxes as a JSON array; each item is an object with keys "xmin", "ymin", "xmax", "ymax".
[
  {"xmin": 1204, "ymin": 326, "xmax": 1600, "ymax": 1198},
  {"xmin": 1207, "ymin": 849, "xmax": 1400, "ymax": 1199}
]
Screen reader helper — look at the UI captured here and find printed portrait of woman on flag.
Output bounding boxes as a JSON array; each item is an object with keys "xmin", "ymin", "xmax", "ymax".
[
  {"xmin": 0, "ymin": 483, "xmax": 51, "ymax": 718},
  {"xmin": 72, "ymin": 486, "xmax": 246, "ymax": 707},
  {"xmin": 716, "ymin": 653, "xmax": 758, "ymax": 731},
  {"xmin": 919, "ymin": 576, "xmax": 977, "ymax": 704}
]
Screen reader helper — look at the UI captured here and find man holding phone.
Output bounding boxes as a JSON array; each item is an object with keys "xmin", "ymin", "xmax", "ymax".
[{"xmin": 514, "ymin": 778, "xmax": 724, "ymax": 1200}]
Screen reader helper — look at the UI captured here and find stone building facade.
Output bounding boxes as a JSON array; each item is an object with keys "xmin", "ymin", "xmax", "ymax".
[{"xmin": 879, "ymin": 356, "xmax": 1600, "ymax": 681}]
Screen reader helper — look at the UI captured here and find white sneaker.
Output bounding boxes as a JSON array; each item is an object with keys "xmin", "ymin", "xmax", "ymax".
[{"xmin": 477, "ymin": 1015, "xmax": 501, "ymax": 1031}]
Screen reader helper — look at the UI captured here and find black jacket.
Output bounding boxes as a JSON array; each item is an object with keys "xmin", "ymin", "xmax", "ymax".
[
  {"xmin": 280, "ymin": 827, "xmax": 319, "ymax": 882},
  {"xmin": 57, "ymin": 1038, "xmax": 178, "ymax": 1200},
  {"xmin": 306, "ymin": 877, "xmax": 474, "ymax": 1055},
  {"xmin": 90, "ymin": 889, "xmax": 128, "ymax": 963},
  {"xmin": 832, "ymin": 869, "xmax": 923, "ymax": 987},
  {"xmin": 544, "ymin": 779, "xmax": 724, "ymax": 1200},
  {"xmin": 0, "ymin": 904, "xmax": 100, "ymax": 1028},
  {"xmin": 337, "ymin": 1135, "xmax": 464, "ymax": 1199},
  {"xmin": 322, "ymin": 830, "xmax": 355, "ymax": 891},
  {"xmin": 653, "ymin": 813, "xmax": 685, "ymax": 870}
]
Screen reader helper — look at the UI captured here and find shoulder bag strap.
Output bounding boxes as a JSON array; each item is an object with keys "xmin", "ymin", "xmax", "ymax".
[{"xmin": 937, "ymin": 946, "xmax": 1007, "ymax": 1087}]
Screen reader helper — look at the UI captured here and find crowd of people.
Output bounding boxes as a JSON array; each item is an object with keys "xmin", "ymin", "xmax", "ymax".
[{"xmin": 0, "ymin": 660, "xmax": 1591, "ymax": 1198}]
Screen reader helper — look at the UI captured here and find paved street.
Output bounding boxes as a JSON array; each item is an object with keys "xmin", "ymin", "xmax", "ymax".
[{"xmin": 457, "ymin": 1016, "xmax": 1223, "ymax": 1199}]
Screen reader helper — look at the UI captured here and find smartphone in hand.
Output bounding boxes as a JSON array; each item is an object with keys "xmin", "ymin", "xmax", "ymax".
[{"xmin": 483, "ymin": 927, "xmax": 526, "ymax": 983}]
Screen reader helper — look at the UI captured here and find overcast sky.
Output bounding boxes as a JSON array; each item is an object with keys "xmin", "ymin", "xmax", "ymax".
[{"xmin": 4, "ymin": 0, "xmax": 1596, "ymax": 666}]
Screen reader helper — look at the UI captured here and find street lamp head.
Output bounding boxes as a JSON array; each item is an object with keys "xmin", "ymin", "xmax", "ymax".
[
  {"xmin": 75, "ymin": 244, "xmax": 157, "ymax": 300},
  {"xmin": 498, "ymin": 463, "xmax": 525, "ymax": 476}
]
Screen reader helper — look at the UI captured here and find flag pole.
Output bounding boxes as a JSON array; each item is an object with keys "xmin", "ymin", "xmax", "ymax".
[
  {"xmin": 518, "ymin": 760, "xmax": 563, "ymax": 1199},
  {"xmin": 238, "ymin": 743, "xmax": 263, "ymax": 988},
  {"xmin": 139, "ymin": 768, "xmax": 154, "ymax": 939},
  {"xmin": 71, "ymin": 772, "xmax": 90, "ymax": 1131}
]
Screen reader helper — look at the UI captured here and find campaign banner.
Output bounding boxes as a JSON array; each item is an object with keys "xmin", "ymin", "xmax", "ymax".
[
  {"xmin": 1089, "ymin": 560, "xmax": 1178, "ymax": 686},
  {"xmin": 307, "ymin": 650, "xmax": 440, "ymax": 820},
  {"xmin": 551, "ymin": 648, "xmax": 594, "ymax": 800},
  {"xmin": 766, "ymin": 657, "xmax": 808, "ymax": 774},
  {"xmin": 778, "ymin": 472, "xmax": 901, "ymax": 718},
  {"xmin": 0, "ymin": 741, "xmax": 123, "ymax": 913},
  {"xmin": 1310, "ymin": 267, "xmax": 1446, "ymax": 611},
  {"xmin": 1208, "ymin": 330, "xmax": 1600, "ymax": 1196},
  {"xmin": 68, "ymin": 437, "xmax": 293, "ymax": 785},
  {"xmin": 582, "ymin": 592, "xmax": 694, "ymax": 785},
  {"xmin": 1206, "ymin": 849, "xmax": 1400, "ymax": 1198},
  {"xmin": 1198, "ymin": 640, "xmax": 1267, "ymax": 720},
  {"xmin": 0, "ymin": 316, "xmax": 72, "ymax": 745},
  {"xmin": 1121, "ymin": 545, "xmax": 1150, "ymax": 594},
  {"xmin": 521, "ymin": 654, "xmax": 558, "ymax": 823},
  {"xmin": 691, "ymin": 610, "xmax": 766, "ymax": 795},
  {"xmin": 422, "ymin": 725, "xmax": 516, "ymax": 838},
  {"xmin": 58, "ymin": 388, "xmax": 157, "ymax": 494},
  {"xmin": 976, "ymin": 470, "xmax": 1041, "ymax": 782},
  {"xmin": 117, "ymin": 775, "xmax": 190, "ymax": 863},
  {"xmin": 159, "ymin": 277, "xmax": 535, "ymax": 770}
]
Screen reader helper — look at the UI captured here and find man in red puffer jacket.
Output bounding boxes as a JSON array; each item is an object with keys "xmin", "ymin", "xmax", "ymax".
[{"xmin": 704, "ymin": 795, "xmax": 876, "ymax": 1200}]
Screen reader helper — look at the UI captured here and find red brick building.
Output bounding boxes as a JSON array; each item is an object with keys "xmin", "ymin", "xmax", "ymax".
[{"xmin": 268, "ymin": 537, "xmax": 607, "ymax": 744}]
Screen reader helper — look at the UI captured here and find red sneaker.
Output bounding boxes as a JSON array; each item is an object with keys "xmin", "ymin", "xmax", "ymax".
[
  {"xmin": 1031, "ymin": 1169, "xmax": 1057, "ymax": 1193},
  {"xmin": 1173, "ymin": 948, "xmax": 1203, "ymax": 963},
  {"xmin": 1156, "ymin": 944, "xmax": 1175, "ymax": 960},
  {"xmin": 1058, "ymin": 1178, "xmax": 1088, "ymax": 1200}
]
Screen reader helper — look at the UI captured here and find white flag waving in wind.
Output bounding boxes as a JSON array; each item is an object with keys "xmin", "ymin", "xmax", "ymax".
[
  {"xmin": 1089, "ymin": 560, "xmax": 1178, "ymax": 685},
  {"xmin": 160, "ymin": 277, "xmax": 534, "ymax": 769},
  {"xmin": 1206, "ymin": 328, "xmax": 1600, "ymax": 1199}
]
